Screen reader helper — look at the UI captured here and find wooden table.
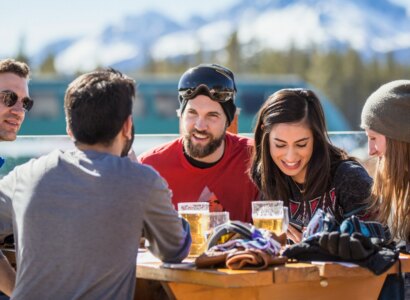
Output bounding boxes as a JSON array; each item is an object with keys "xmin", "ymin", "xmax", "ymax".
[{"xmin": 136, "ymin": 251, "xmax": 410, "ymax": 300}]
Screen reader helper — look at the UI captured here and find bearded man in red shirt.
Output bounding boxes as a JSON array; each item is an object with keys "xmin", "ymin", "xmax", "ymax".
[{"xmin": 138, "ymin": 64, "xmax": 259, "ymax": 222}]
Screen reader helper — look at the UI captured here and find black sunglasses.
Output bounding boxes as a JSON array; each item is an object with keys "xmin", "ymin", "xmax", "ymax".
[{"xmin": 0, "ymin": 90, "xmax": 34, "ymax": 112}]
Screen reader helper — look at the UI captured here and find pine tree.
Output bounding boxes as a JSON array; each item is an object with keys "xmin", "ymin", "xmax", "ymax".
[
  {"xmin": 15, "ymin": 35, "xmax": 29, "ymax": 64},
  {"xmin": 39, "ymin": 54, "xmax": 57, "ymax": 75}
]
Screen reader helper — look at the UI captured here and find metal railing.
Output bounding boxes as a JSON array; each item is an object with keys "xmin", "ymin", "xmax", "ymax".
[{"xmin": 0, "ymin": 132, "xmax": 374, "ymax": 178}]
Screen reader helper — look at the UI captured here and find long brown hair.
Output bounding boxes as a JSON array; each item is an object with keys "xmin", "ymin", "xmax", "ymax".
[
  {"xmin": 371, "ymin": 137, "xmax": 410, "ymax": 242},
  {"xmin": 250, "ymin": 89, "xmax": 352, "ymax": 204}
]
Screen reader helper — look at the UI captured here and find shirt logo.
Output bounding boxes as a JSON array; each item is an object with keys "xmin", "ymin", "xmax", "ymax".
[{"xmin": 198, "ymin": 186, "xmax": 224, "ymax": 212}]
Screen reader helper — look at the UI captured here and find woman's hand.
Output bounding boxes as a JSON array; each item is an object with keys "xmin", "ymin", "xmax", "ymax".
[{"xmin": 287, "ymin": 224, "xmax": 303, "ymax": 244}]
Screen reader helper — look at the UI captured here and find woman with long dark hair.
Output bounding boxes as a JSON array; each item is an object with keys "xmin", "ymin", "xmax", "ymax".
[{"xmin": 250, "ymin": 88, "xmax": 373, "ymax": 242}]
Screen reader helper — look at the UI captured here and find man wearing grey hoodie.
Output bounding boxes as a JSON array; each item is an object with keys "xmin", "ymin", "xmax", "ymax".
[{"xmin": 0, "ymin": 68, "xmax": 191, "ymax": 299}]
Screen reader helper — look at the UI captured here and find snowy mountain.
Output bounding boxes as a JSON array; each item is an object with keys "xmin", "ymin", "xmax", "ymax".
[
  {"xmin": 53, "ymin": 11, "xmax": 182, "ymax": 73},
  {"xmin": 35, "ymin": 0, "xmax": 410, "ymax": 74}
]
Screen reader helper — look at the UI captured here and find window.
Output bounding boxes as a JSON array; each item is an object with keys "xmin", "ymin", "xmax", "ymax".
[
  {"xmin": 239, "ymin": 91, "xmax": 266, "ymax": 115},
  {"xmin": 27, "ymin": 91, "xmax": 60, "ymax": 119},
  {"xmin": 154, "ymin": 92, "xmax": 179, "ymax": 118},
  {"xmin": 133, "ymin": 92, "xmax": 146, "ymax": 117}
]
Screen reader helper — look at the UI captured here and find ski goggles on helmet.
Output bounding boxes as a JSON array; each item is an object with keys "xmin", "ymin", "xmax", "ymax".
[
  {"xmin": 178, "ymin": 65, "xmax": 236, "ymax": 103},
  {"xmin": 0, "ymin": 90, "xmax": 34, "ymax": 112}
]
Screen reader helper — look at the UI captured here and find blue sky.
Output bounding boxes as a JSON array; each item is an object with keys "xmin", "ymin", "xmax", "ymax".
[
  {"xmin": 0, "ymin": 0, "xmax": 237, "ymax": 56},
  {"xmin": 1, "ymin": 0, "xmax": 409, "ymax": 57}
]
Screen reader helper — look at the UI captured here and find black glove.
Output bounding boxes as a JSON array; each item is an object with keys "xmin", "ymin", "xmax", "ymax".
[
  {"xmin": 363, "ymin": 246, "xmax": 399, "ymax": 275},
  {"xmin": 319, "ymin": 232, "xmax": 378, "ymax": 260},
  {"xmin": 282, "ymin": 237, "xmax": 336, "ymax": 262}
]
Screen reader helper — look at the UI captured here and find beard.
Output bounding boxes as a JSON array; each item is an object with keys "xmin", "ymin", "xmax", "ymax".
[
  {"xmin": 121, "ymin": 124, "xmax": 135, "ymax": 157},
  {"xmin": 183, "ymin": 129, "xmax": 225, "ymax": 159}
]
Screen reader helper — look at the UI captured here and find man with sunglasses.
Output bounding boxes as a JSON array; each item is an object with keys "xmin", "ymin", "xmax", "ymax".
[
  {"xmin": 0, "ymin": 58, "xmax": 33, "ymax": 298},
  {"xmin": 138, "ymin": 64, "xmax": 259, "ymax": 222},
  {"xmin": 0, "ymin": 59, "xmax": 33, "ymax": 142},
  {"xmin": 0, "ymin": 68, "xmax": 191, "ymax": 299}
]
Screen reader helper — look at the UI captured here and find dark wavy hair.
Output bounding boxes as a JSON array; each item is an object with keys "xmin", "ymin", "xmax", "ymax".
[
  {"xmin": 64, "ymin": 68, "xmax": 135, "ymax": 146},
  {"xmin": 250, "ymin": 88, "xmax": 353, "ymax": 204}
]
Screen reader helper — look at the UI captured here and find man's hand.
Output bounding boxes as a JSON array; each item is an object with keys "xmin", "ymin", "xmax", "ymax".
[{"xmin": 0, "ymin": 255, "xmax": 16, "ymax": 296}]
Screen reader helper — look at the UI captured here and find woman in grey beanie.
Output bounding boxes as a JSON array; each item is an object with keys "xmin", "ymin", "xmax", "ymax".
[
  {"xmin": 361, "ymin": 79, "xmax": 410, "ymax": 300},
  {"xmin": 361, "ymin": 79, "xmax": 410, "ymax": 244}
]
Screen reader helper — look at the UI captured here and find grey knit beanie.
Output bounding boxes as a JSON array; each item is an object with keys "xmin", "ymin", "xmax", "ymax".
[{"xmin": 361, "ymin": 80, "xmax": 410, "ymax": 143}]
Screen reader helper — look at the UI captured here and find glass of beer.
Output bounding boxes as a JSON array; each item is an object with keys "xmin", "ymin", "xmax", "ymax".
[
  {"xmin": 209, "ymin": 211, "xmax": 230, "ymax": 229},
  {"xmin": 282, "ymin": 207, "xmax": 289, "ymax": 234},
  {"xmin": 207, "ymin": 211, "xmax": 230, "ymax": 244},
  {"xmin": 178, "ymin": 202, "xmax": 210, "ymax": 257},
  {"xmin": 252, "ymin": 201, "xmax": 284, "ymax": 235}
]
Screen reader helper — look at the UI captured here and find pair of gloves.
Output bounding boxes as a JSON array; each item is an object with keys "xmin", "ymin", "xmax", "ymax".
[
  {"xmin": 195, "ymin": 244, "xmax": 287, "ymax": 270},
  {"xmin": 316, "ymin": 231, "xmax": 378, "ymax": 260},
  {"xmin": 283, "ymin": 230, "xmax": 398, "ymax": 275},
  {"xmin": 283, "ymin": 231, "xmax": 379, "ymax": 262},
  {"xmin": 195, "ymin": 221, "xmax": 287, "ymax": 270},
  {"xmin": 283, "ymin": 210, "xmax": 399, "ymax": 275}
]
